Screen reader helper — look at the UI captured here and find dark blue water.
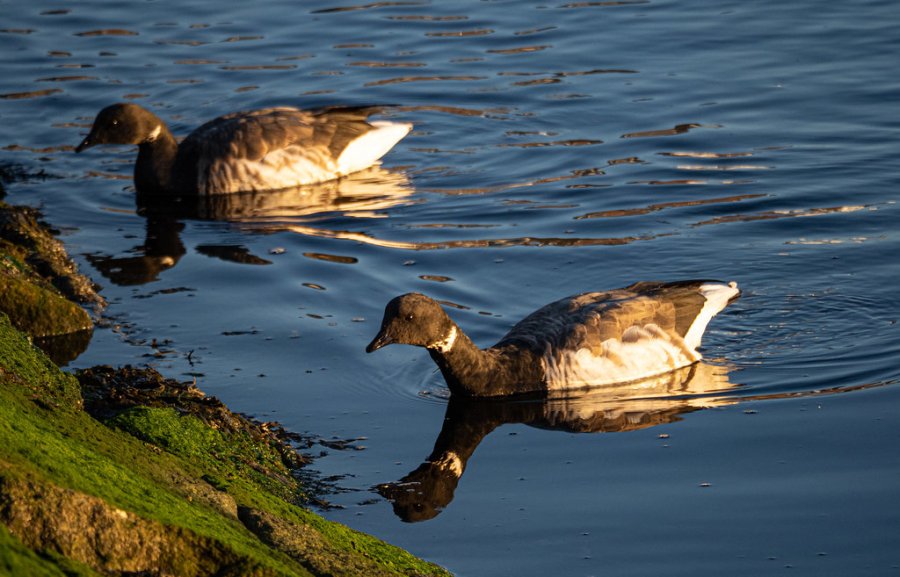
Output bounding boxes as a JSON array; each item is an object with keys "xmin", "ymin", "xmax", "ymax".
[{"xmin": 2, "ymin": 0, "xmax": 899, "ymax": 575}]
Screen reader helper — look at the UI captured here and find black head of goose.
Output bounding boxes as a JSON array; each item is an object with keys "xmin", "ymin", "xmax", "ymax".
[
  {"xmin": 366, "ymin": 280, "xmax": 740, "ymax": 397},
  {"xmin": 76, "ymin": 103, "xmax": 412, "ymax": 195}
]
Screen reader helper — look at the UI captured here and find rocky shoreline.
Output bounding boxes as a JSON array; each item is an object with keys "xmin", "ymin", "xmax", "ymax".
[{"xmin": 0, "ymin": 171, "xmax": 449, "ymax": 576}]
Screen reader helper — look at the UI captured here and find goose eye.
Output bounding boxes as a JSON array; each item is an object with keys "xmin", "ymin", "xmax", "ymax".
[
  {"xmin": 405, "ymin": 314, "xmax": 414, "ymax": 322},
  {"xmin": 111, "ymin": 119, "xmax": 119, "ymax": 125}
]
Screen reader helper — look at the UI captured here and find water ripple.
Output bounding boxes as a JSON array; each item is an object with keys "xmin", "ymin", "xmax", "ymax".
[
  {"xmin": 311, "ymin": 2, "xmax": 428, "ymax": 14},
  {"xmin": 575, "ymin": 193, "xmax": 766, "ymax": 220},
  {"xmin": 691, "ymin": 204, "xmax": 871, "ymax": 227},
  {"xmin": 621, "ymin": 123, "xmax": 707, "ymax": 139},
  {"xmin": 245, "ymin": 224, "xmax": 657, "ymax": 250},
  {"xmin": 364, "ymin": 75, "xmax": 488, "ymax": 87}
]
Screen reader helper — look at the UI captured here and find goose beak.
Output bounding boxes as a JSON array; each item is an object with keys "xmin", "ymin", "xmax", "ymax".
[
  {"xmin": 75, "ymin": 136, "xmax": 93, "ymax": 153},
  {"xmin": 366, "ymin": 330, "xmax": 393, "ymax": 353}
]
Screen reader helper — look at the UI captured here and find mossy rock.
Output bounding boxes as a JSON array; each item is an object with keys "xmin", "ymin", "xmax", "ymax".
[
  {"xmin": 0, "ymin": 315, "xmax": 451, "ymax": 577},
  {"xmin": 0, "ymin": 312, "xmax": 83, "ymax": 408},
  {"xmin": 0, "ymin": 274, "xmax": 92, "ymax": 337},
  {"xmin": 0, "ymin": 200, "xmax": 103, "ymax": 309}
]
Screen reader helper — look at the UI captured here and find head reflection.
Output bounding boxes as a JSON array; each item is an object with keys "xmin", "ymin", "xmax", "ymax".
[{"xmin": 377, "ymin": 362, "xmax": 737, "ymax": 522}]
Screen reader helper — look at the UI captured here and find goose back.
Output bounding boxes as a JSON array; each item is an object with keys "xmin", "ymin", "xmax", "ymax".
[
  {"xmin": 493, "ymin": 280, "xmax": 738, "ymax": 390},
  {"xmin": 173, "ymin": 106, "xmax": 410, "ymax": 194}
]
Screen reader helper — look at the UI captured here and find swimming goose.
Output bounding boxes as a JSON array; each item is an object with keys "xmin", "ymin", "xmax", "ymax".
[
  {"xmin": 75, "ymin": 103, "xmax": 412, "ymax": 194},
  {"xmin": 366, "ymin": 280, "xmax": 740, "ymax": 397}
]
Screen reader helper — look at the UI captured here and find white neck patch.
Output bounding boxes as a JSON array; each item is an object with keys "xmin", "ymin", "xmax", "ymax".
[
  {"xmin": 429, "ymin": 325, "xmax": 458, "ymax": 353},
  {"xmin": 435, "ymin": 451, "xmax": 463, "ymax": 477},
  {"xmin": 145, "ymin": 124, "xmax": 162, "ymax": 143}
]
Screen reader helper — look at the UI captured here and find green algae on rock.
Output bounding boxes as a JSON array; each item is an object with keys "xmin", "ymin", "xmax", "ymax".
[
  {"xmin": 0, "ymin": 315, "xmax": 451, "ymax": 576},
  {"xmin": 0, "ymin": 197, "xmax": 103, "ymax": 362},
  {"xmin": 0, "ymin": 274, "xmax": 92, "ymax": 337},
  {"xmin": 0, "ymin": 200, "xmax": 103, "ymax": 311}
]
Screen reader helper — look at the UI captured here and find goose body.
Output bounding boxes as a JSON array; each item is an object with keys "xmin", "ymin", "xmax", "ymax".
[
  {"xmin": 76, "ymin": 103, "xmax": 411, "ymax": 194},
  {"xmin": 367, "ymin": 280, "xmax": 740, "ymax": 397}
]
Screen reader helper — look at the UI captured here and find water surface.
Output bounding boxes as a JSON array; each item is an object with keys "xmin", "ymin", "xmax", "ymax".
[{"xmin": 2, "ymin": 0, "xmax": 899, "ymax": 575}]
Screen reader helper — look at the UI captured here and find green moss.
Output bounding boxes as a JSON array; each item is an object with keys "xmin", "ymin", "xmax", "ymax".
[
  {"xmin": 0, "ymin": 275, "xmax": 92, "ymax": 338},
  {"xmin": 103, "ymin": 406, "xmax": 448, "ymax": 574},
  {"xmin": 109, "ymin": 406, "xmax": 223, "ymax": 460},
  {"xmin": 107, "ymin": 404, "xmax": 306, "ymax": 504},
  {"xmin": 0, "ymin": 312, "xmax": 82, "ymax": 407},
  {"xmin": 0, "ymin": 313, "xmax": 450, "ymax": 577},
  {"xmin": 0, "ymin": 524, "xmax": 101, "ymax": 577},
  {"xmin": 0, "ymin": 317, "xmax": 312, "ymax": 576},
  {"xmin": 0, "ymin": 199, "xmax": 104, "ymax": 312}
]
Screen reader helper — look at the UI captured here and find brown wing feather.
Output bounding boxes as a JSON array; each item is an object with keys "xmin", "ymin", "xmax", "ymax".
[
  {"xmin": 494, "ymin": 280, "xmax": 717, "ymax": 355},
  {"xmin": 309, "ymin": 106, "xmax": 382, "ymax": 159},
  {"xmin": 172, "ymin": 107, "xmax": 380, "ymax": 193},
  {"xmin": 623, "ymin": 280, "xmax": 710, "ymax": 337}
]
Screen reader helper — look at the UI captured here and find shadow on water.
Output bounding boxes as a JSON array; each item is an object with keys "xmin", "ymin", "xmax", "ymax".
[
  {"xmin": 33, "ymin": 329, "xmax": 94, "ymax": 366},
  {"xmin": 85, "ymin": 166, "xmax": 415, "ymax": 286},
  {"xmin": 377, "ymin": 362, "xmax": 737, "ymax": 522}
]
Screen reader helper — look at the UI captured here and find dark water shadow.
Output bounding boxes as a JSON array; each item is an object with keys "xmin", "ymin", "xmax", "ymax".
[
  {"xmin": 33, "ymin": 328, "xmax": 93, "ymax": 366},
  {"xmin": 86, "ymin": 167, "xmax": 414, "ymax": 286},
  {"xmin": 377, "ymin": 362, "xmax": 737, "ymax": 522}
]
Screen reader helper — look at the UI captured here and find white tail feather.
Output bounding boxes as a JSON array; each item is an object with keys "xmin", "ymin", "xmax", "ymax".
[
  {"xmin": 683, "ymin": 282, "xmax": 739, "ymax": 350},
  {"xmin": 336, "ymin": 121, "xmax": 412, "ymax": 176}
]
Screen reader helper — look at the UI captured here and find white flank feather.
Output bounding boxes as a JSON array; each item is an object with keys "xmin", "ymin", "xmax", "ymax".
[
  {"xmin": 203, "ymin": 148, "xmax": 340, "ymax": 193},
  {"xmin": 542, "ymin": 323, "xmax": 700, "ymax": 390}
]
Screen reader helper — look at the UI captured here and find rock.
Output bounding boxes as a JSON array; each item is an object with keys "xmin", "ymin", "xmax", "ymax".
[
  {"xmin": 0, "ymin": 473, "xmax": 263, "ymax": 577},
  {"xmin": 238, "ymin": 506, "xmax": 397, "ymax": 577},
  {"xmin": 0, "ymin": 275, "xmax": 92, "ymax": 337},
  {"xmin": 0, "ymin": 199, "xmax": 103, "ymax": 348},
  {"xmin": 0, "ymin": 201, "xmax": 103, "ymax": 310},
  {"xmin": 76, "ymin": 365, "xmax": 308, "ymax": 470}
]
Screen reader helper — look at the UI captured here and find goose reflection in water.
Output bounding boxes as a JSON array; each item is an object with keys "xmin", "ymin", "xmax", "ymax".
[
  {"xmin": 377, "ymin": 362, "xmax": 737, "ymax": 522},
  {"xmin": 86, "ymin": 167, "xmax": 414, "ymax": 286}
]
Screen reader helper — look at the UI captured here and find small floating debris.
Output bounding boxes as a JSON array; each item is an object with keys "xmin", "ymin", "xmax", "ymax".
[
  {"xmin": 221, "ymin": 329, "xmax": 260, "ymax": 336},
  {"xmin": 699, "ymin": 482, "xmax": 712, "ymax": 488},
  {"xmin": 319, "ymin": 436, "xmax": 368, "ymax": 451},
  {"xmin": 74, "ymin": 28, "xmax": 139, "ymax": 37},
  {"xmin": 269, "ymin": 247, "xmax": 286, "ymax": 255},
  {"xmin": 302, "ymin": 251, "xmax": 358, "ymax": 264}
]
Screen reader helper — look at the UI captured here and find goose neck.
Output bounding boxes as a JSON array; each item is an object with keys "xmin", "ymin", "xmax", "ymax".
[
  {"xmin": 135, "ymin": 128, "xmax": 177, "ymax": 194},
  {"xmin": 427, "ymin": 328, "xmax": 502, "ymax": 397}
]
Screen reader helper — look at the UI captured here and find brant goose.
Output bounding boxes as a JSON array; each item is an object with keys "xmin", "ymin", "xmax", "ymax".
[
  {"xmin": 366, "ymin": 280, "xmax": 740, "ymax": 396},
  {"xmin": 76, "ymin": 103, "xmax": 412, "ymax": 194}
]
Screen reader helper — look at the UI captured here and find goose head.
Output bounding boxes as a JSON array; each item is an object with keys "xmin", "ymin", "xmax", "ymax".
[
  {"xmin": 367, "ymin": 293, "xmax": 457, "ymax": 353},
  {"xmin": 76, "ymin": 103, "xmax": 164, "ymax": 152}
]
